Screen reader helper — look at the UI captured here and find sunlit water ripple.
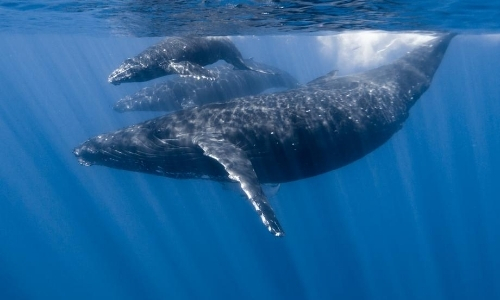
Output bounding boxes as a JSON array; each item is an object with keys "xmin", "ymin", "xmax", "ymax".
[{"xmin": 1, "ymin": 0, "xmax": 499, "ymax": 36}]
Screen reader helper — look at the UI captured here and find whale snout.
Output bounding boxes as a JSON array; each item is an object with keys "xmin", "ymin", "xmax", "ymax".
[
  {"xmin": 73, "ymin": 141, "xmax": 98, "ymax": 167},
  {"xmin": 108, "ymin": 77, "xmax": 122, "ymax": 85},
  {"xmin": 112, "ymin": 99, "xmax": 133, "ymax": 112},
  {"xmin": 108, "ymin": 67, "xmax": 131, "ymax": 85},
  {"xmin": 108, "ymin": 58, "xmax": 140, "ymax": 85}
]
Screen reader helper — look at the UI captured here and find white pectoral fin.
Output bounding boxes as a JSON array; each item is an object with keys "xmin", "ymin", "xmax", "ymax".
[
  {"xmin": 306, "ymin": 69, "xmax": 339, "ymax": 86},
  {"xmin": 164, "ymin": 61, "xmax": 214, "ymax": 78},
  {"xmin": 194, "ymin": 134, "xmax": 285, "ymax": 237}
]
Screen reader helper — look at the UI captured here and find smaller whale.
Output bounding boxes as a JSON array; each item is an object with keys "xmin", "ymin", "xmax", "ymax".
[
  {"xmin": 108, "ymin": 36, "xmax": 262, "ymax": 85},
  {"xmin": 113, "ymin": 60, "xmax": 300, "ymax": 113}
]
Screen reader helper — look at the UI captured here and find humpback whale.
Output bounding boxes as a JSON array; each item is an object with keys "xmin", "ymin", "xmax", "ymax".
[
  {"xmin": 76, "ymin": 33, "xmax": 454, "ymax": 236},
  {"xmin": 108, "ymin": 36, "xmax": 261, "ymax": 85},
  {"xmin": 113, "ymin": 60, "xmax": 299, "ymax": 112}
]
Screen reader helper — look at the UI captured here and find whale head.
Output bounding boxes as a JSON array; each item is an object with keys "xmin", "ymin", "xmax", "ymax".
[
  {"xmin": 72, "ymin": 130, "xmax": 142, "ymax": 168},
  {"xmin": 107, "ymin": 58, "xmax": 142, "ymax": 85},
  {"xmin": 73, "ymin": 140, "xmax": 99, "ymax": 167},
  {"xmin": 72, "ymin": 127, "xmax": 159, "ymax": 170},
  {"xmin": 72, "ymin": 119, "xmax": 223, "ymax": 179},
  {"xmin": 108, "ymin": 57, "xmax": 166, "ymax": 85}
]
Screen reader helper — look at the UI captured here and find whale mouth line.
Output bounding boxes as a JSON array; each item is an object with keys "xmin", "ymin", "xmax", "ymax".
[
  {"xmin": 108, "ymin": 77, "xmax": 121, "ymax": 85},
  {"xmin": 108, "ymin": 72, "xmax": 128, "ymax": 84},
  {"xmin": 78, "ymin": 158, "xmax": 93, "ymax": 167},
  {"xmin": 73, "ymin": 147, "xmax": 95, "ymax": 167},
  {"xmin": 108, "ymin": 64, "xmax": 137, "ymax": 84}
]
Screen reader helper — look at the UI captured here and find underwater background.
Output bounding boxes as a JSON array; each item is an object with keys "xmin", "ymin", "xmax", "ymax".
[{"xmin": 1, "ymin": 2, "xmax": 500, "ymax": 299}]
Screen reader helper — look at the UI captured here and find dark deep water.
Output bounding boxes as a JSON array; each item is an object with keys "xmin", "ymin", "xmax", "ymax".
[{"xmin": 1, "ymin": 2, "xmax": 500, "ymax": 300}]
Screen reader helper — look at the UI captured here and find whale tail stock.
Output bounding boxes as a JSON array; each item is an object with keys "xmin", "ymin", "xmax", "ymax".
[
  {"xmin": 393, "ymin": 32, "xmax": 456, "ymax": 106},
  {"xmin": 403, "ymin": 32, "xmax": 455, "ymax": 76}
]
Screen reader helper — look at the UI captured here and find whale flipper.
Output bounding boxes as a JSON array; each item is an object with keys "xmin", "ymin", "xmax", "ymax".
[
  {"xmin": 162, "ymin": 61, "xmax": 214, "ymax": 78},
  {"xmin": 193, "ymin": 134, "xmax": 284, "ymax": 237},
  {"xmin": 306, "ymin": 69, "xmax": 338, "ymax": 86}
]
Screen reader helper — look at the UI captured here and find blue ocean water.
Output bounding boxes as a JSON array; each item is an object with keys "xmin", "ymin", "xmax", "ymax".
[{"xmin": 1, "ymin": 2, "xmax": 500, "ymax": 300}]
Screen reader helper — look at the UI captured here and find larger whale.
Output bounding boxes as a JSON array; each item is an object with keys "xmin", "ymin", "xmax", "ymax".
[
  {"xmin": 108, "ymin": 36, "xmax": 263, "ymax": 85},
  {"xmin": 114, "ymin": 60, "xmax": 300, "ymax": 113},
  {"xmin": 75, "ymin": 33, "xmax": 455, "ymax": 236}
]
